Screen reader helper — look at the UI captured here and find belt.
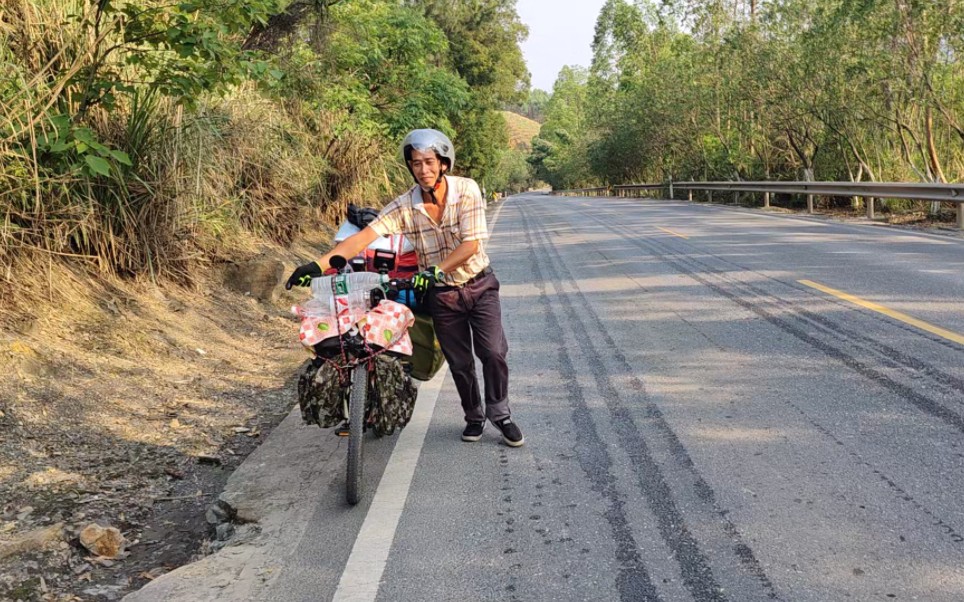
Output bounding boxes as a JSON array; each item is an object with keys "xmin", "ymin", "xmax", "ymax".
[
  {"xmin": 465, "ymin": 266, "xmax": 493, "ymax": 284},
  {"xmin": 436, "ymin": 266, "xmax": 493, "ymax": 289}
]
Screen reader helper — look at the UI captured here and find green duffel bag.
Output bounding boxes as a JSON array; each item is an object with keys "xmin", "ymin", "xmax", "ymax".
[{"xmin": 407, "ymin": 312, "xmax": 445, "ymax": 381}]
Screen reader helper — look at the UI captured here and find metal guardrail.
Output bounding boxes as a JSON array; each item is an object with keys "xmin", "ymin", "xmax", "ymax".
[
  {"xmin": 554, "ymin": 181, "xmax": 964, "ymax": 229},
  {"xmin": 551, "ymin": 187, "xmax": 609, "ymax": 197}
]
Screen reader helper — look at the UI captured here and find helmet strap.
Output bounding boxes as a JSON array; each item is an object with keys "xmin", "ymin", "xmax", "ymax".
[{"xmin": 420, "ymin": 173, "xmax": 446, "ymax": 205}]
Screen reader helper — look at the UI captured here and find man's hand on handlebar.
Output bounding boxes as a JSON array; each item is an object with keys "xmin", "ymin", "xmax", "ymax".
[
  {"xmin": 413, "ymin": 265, "xmax": 444, "ymax": 293},
  {"xmin": 285, "ymin": 261, "xmax": 323, "ymax": 289}
]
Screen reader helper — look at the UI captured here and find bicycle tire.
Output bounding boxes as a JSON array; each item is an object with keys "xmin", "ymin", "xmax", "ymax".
[{"xmin": 346, "ymin": 363, "xmax": 367, "ymax": 505}]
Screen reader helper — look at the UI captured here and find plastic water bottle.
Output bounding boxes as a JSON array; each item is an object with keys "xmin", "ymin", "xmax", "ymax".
[
  {"xmin": 309, "ymin": 272, "xmax": 387, "ymax": 315},
  {"xmin": 293, "ymin": 295, "xmax": 335, "ymax": 318}
]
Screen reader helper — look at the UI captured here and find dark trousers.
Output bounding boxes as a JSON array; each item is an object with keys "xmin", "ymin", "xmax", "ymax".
[{"xmin": 428, "ymin": 272, "xmax": 510, "ymax": 423}]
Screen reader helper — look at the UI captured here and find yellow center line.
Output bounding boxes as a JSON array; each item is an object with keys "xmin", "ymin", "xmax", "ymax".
[
  {"xmin": 798, "ymin": 279, "xmax": 964, "ymax": 347},
  {"xmin": 657, "ymin": 226, "xmax": 689, "ymax": 239}
]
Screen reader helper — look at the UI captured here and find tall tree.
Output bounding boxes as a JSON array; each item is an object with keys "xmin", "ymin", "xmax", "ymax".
[
  {"xmin": 413, "ymin": 0, "xmax": 530, "ymax": 106},
  {"xmin": 534, "ymin": 0, "xmax": 964, "ymax": 195},
  {"xmin": 528, "ymin": 66, "xmax": 594, "ymax": 189},
  {"xmin": 408, "ymin": 0, "xmax": 530, "ymax": 183}
]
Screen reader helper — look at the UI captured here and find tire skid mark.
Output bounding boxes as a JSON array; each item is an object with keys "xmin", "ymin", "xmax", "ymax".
[
  {"xmin": 678, "ymin": 240, "xmax": 964, "ymax": 398},
  {"xmin": 714, "ymin": 262, "xmax": 964, "ymax": 401},
  {"xmin": 526, "ymin": 201, "xmax": 781, "ymax": 599},
  {"xmin": 601, "ymin": 200, "xmax": 964, "ymax": 396},
  {"xmin": 583, "ymin": 208, "xmax": 964, "ymax": 436},
  {"xmin": 517, "ymin": 205, "xmax": 662, "ymax": 602},
  {"xmin": 629, "ymin": 229, "xmax": 964, "ymax": 546},
  {"xmin": 498, "ymin": 446, "xmax": 522, "ymax": 601},
  {"xmin": 521, "ymin": 203, "xmax": 757, "ymax": 601},
  {"xmin": 574, "ymin": 205, "xmax": 964, "ymax": 548}
]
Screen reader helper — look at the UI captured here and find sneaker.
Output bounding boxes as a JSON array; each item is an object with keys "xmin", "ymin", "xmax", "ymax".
[
  {"xmin": 492, "ymin": 418, "xmax": 524, "ymax": 447},
  {"xmin": 461, "ymin": 421, "xmax": 485, "ymax": 442}
]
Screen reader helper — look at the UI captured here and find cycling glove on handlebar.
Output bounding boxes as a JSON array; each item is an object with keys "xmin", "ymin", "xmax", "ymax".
[
  {"xmin": 285, "ymin": 262, "xmax": 323, "ymax": 289},
  {"xmin": 413, "ymin": 266, "xmax": 444, "ymax": 293}
]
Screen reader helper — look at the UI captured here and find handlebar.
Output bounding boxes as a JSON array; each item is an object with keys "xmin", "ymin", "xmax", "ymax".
[
  {"xmin": 315, "ymin": 255, "xmax": 418, "ymax": 309},
  {"xmin": 324, "ymin": 255, "xmax": 414, "ymax": 284}
]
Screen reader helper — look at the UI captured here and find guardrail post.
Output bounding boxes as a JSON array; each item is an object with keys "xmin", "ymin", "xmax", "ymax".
[
  {"xmin": 733, "ymin": 191, "xmax": 739, "ymax": 205},
  {"xmin": 807, "ymin": 194, "xmax": 814, "ymax": 214},
  {"xmin": 688, "ymin": 189, "xmax": 693, "ymax": 202},
  {"xmin": 669, "ymin": 180, "xmax": 674, "ymax": 200},
  {"xmin": 958, "ymin": 204, "xmax": 964, "ymax": 230},
  {"xmin": 708, "ymin": 190, "xmax": 713, "ymax": 204},
  {"xmin": 764, "ymin": 192, "xmax": 771, "ymax": 208},
  {"xmin": 867, "ymin": 197, "xmax": 875, "ymax": 220}
]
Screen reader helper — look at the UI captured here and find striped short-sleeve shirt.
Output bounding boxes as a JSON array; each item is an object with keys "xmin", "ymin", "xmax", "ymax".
[{"xmin": 369, "ymin": 175, "xmax": 489, "ymax": 286}]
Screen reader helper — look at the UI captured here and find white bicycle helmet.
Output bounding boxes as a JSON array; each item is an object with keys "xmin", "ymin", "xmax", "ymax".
[
  {"xmin": 401, "ymin": 129, "xmax": 455, "ymax": 174},
  {"xmin": 400, "ymin": 129, "xmax": 455, "ymax": 203}
]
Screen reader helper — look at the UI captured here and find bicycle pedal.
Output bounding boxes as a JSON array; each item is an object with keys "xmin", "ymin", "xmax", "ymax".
[{"xmin": 334, "ymin": 424, "xmax": 350, "ymax": 437}]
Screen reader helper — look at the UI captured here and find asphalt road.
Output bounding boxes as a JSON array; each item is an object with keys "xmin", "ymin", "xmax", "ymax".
[{"xmin": 269, "ymin": 194, "xmax": 964, "ymax": 601}]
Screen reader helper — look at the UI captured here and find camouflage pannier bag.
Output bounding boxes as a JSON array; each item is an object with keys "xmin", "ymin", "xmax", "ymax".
[
  {"xmin": 369, "ymin": 355, "xmax": 417, "ymax": 436},
  {"xmin": 298, "ymin": 361, "xmax": 347, "ymax": 428},
  {"xmin": 297, "ymin": 356, "xmax": 417, "ymax": 435}
]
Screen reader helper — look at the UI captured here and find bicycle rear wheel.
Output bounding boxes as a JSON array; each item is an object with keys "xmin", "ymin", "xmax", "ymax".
[{"xmin": 346, "ymin": 363, "xmax": 368, "ymax": 505}]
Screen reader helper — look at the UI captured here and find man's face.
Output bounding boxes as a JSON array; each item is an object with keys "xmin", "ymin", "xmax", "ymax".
[{"xmin": 409, "ymin": 149, "xmax": 445, "ymax": 189}]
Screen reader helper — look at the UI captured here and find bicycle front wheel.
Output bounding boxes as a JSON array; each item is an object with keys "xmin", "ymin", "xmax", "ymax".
[{"xmin": 346, "ymin": 363, "xmax": 367, "ymax": 505}]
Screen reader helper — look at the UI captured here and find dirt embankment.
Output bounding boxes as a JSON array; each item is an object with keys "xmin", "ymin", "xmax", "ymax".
[{"xmin": 0, "ymin": 234, "xmax": 332, "ymax": 601}]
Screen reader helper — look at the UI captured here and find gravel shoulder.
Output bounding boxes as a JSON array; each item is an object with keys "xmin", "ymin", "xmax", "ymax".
[{"xmin": 0, "ymin": 241, "xmax": 323, "ymax": 602}]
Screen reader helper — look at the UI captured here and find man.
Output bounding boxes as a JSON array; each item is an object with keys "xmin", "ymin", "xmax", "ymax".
[{"xmin": 285, "ymin": 129, "xmax": 523, "ymax": 447}]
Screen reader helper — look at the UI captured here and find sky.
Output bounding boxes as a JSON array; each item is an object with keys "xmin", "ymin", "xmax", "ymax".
[{"xmin": 516, "ymin": 0, "xmax": 609, "ymax": 92}]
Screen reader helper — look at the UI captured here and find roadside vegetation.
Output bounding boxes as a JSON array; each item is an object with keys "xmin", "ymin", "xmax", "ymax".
[
  {"xmin": 0, "ymin": 0, "xmax": 530, "ymax": 322},
  {"xmin": 530, "ymin": 0, "xmax": 964, "ymax": 216}
]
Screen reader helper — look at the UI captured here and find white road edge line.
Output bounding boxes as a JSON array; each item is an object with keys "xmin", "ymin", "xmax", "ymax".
[
  {"xmin": 489, "ymin": 195, "xmax": 508, "ymax": 230},
  {"xmin": 334, "ymin": 193, "xmax": 505, "ymax": 601},
  {"xmin": 332, "ymin": 365, "xmax": 447, "ymax": 602}
]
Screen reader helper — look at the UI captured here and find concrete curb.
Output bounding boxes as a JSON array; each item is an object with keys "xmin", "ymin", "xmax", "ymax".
[{"xmin": 123, "ymin": 405, "xmax": 343, "ymax": 602}]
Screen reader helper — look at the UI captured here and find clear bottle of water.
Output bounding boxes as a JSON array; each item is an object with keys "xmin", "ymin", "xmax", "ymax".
[{"xmin": 309, "ymin": 272, "xmax": 387, "ymax": 317}]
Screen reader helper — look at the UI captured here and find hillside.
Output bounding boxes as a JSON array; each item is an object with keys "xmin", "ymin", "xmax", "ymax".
[{"xmin": 500, "ymin": 110, "xmax": 541, "ymax": 151}]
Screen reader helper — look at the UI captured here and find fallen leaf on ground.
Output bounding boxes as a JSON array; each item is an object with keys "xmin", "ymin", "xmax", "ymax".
[{"xmin": 79, "ymin": 524, "xmax": 126, "ymax": 558}]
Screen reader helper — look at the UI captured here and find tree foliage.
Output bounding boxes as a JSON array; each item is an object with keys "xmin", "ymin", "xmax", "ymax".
[
  {"xmin": 531, "ymin": 0, "xmax": 964, "ymax": 194},
  {"xmin": 408, "ymin": 0, "xmax": 530, "ymax": 190},
  {"xmin": 413, "ymin": 0, "xmax": 530, "ymax": 106},
  {"xmin": 1, "ymin": 0, "xmax": 530, "ymax": 283},
  {"xmin": 527, "ymin": 67, "xmax": 594, "ymax": 189},
  {"xmin": 504, "ymin": 88, "xmax": 550, "ymax": 122}
]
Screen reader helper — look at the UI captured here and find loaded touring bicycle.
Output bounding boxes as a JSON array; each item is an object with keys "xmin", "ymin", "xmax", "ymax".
[{"xmin": 293, "ymin": 244, "xmax": 443, "ymax": 505}]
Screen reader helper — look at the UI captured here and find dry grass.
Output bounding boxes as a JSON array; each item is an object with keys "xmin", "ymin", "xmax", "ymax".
[
  {"xmin": 500, "ymin": 110, "xmax": 541, "ymax": 151},
  {"xmin": 1, "ymin": 0, "xmax": 407, "ymax": 333}
]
